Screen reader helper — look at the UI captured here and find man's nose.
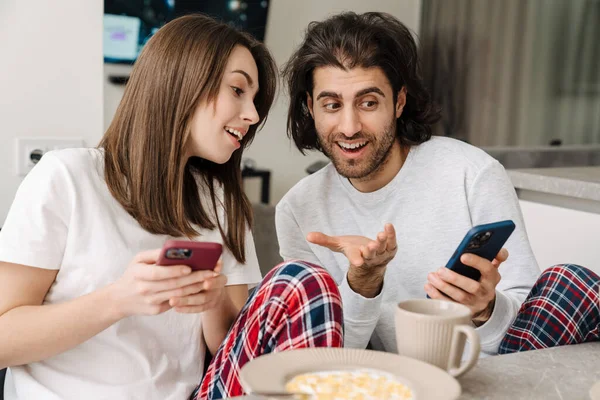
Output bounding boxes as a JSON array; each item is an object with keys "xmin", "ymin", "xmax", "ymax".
[{"xmin": 338, "ymin": 108, "xmax": 362, "ymax": 137}]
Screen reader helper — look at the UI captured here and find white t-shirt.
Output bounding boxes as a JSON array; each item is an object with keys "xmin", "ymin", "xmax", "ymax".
[
  {"xmin": 0, "ymin": 148, "xmax": 262, "ymax": 400},
  {"xmin": 276, "ymin": 136, "xmax": 540, "ymax": 356}
]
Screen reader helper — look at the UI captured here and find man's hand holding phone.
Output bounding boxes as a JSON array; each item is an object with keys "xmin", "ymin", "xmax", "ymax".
[
  {"xmin": 425, "ymin": 248, "xmax": 509, "ymax": 325},
  {"xmin": 307, "ymin": 223, "xmax": 397, "ymax": 298}
]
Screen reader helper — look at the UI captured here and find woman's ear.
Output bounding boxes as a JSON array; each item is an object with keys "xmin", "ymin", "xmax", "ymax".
[
  {"xmin": 306, "ymin": 92, "xmax": 314, "ymax": 119},
  {"xmin": 396, "ymin": 87, "xmax": 407, "ymax": 118}
]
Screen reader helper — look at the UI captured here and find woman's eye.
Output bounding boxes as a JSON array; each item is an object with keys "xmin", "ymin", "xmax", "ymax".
[{"xmin": 232, "ymin": 86, "xmax": 244, "ymax": 96}]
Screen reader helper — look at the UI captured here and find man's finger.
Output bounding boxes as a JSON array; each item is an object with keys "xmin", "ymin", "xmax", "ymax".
[
  {"xmin": 361, "ymin": 244, "xmax": 372, "ymax": 260},
  {"xmin": 428, "ymin": 272, "xmax": 473, "ymax": 304},
  {"xmin": 349, "ymin": 247, "xmax": 364, "ymax": 266},
  {"xmin": 385, "ymin": 223, "xmax": 397, "ymax": 252},
  {"xmin": 491, "ymin": 248, "xmax": 509, "ymax": 268},
  {"xmin": 306, "ymin": 232, "xmax": 339, "ymax": 250},
  {"xmin": 424, "ymin": 283, "xmax": 453, "ymax": 302},
  {"xmin": 366, "ymin": 239, "xmax": 382, "ymax": 256},
  {"xmin": 436, "ymin": 267, "xmax": 480, "ymax": 294},
  {"xmin": 376, "ymin": 232, "xmax": 387, "ymax": 254},
  {"xmin": 460, "ymin": 253, "xmax": 494, "ymax": 275}
]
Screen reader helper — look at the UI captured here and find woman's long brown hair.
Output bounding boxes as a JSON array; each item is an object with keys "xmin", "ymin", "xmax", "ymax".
[{"xmin": 99, "ymin": 14, "xmax": 276, "ymax": 263}]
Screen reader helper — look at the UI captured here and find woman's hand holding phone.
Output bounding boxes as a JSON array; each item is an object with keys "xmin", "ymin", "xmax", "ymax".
[
  {"xmin": 107, "ymin": 248, "xmax": 223, "ymax": 319},
  {"xmin": 156, "ymin": 240, "xmax": 227, "ymax": 313},
  {"xmin": 425, "ymin": 248, "xmax": 509, "ymax": 325},
  {"xmin": 168, "ymin": 259, "xmax": 228, "ymax": 313}
]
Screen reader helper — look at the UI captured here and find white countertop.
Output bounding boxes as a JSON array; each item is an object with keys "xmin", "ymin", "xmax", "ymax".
[{"xmin": 508, "ymin": 166, "xmax": 600, "ymax": 202}]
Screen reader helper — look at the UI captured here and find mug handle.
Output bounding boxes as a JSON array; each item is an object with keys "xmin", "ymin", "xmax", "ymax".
[{"xmin": 447, "ymin": 324, "xmax": 480, "ymax": 378}]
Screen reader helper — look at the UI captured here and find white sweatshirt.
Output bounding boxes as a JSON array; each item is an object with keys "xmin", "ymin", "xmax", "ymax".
[{"xmin": 276, "ymin": 136, "xmax": 540, "ymax": 356}]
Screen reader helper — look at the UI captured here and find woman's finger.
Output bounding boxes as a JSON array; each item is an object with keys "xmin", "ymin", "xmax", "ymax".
[
  {"xmin": 150, "ymin": 281, "xmax": 206, "ymax": 304},
  {"xmin": 136, "ymin": 269, "xmax": 213, "ymax": 296},
  {"xmin": 134, "ymin": 248, "xmax": 162, "ymax": 264},
  {"xmin": 201, "ymin": 274, "xmax": 227, "ymax": 291},
  {"xmin": 170, "ymin": 289, "xmax": 219, "ymax": 307},
  {"xmin": 174, "ymin": 303, "xmax": 216, "ymax": 314},
  {"xmin": 134, "ymin": 264, "xmax": 192, "ymax": 282},
  {"xmin": 213, "ymin": 259, "xmax": 223, "ymax": 274}
]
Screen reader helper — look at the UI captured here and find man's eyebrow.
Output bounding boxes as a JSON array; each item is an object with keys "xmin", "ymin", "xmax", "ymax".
[
  {"xmin": 316, "ymin": 91, "xmax": 341, "ymax": 101},
  {"xmin": 231, "ymin": 69, "xmax": 254, "ymax": 87},
  {"xmin": 316, "ymin": 87, "xmax": 385, "ymax": 101},
  {"xmin": 355, "ymin": 87, "xmax": 385, "ymax": 98}
]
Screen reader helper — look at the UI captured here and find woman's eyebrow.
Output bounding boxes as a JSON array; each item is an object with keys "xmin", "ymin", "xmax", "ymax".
[{"xmin": 231, "ymin": 69, "xmax": 255, "ymax": 87}]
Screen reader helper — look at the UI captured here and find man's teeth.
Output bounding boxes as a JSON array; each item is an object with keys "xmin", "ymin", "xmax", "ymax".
[
  {"xmin": 225, "ymin": 127, "xmax": 243, "ymax": 141},
  {"xmin": 338, "ymin": 141, "xmax": 367, "ymax": 150}
]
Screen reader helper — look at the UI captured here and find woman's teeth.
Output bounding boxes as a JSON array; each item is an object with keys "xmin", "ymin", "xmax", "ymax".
[{"xmin": 225, "ymin": 127, "xmax": 243, "ymax": 141}]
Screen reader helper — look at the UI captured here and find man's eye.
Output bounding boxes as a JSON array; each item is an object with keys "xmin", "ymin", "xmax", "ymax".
[
  {"xmin": 232, "ymin": 87, "xmax": 244, "ymax": 96},
  {"xmin": 324, "ymin": 103, "xmax": 340, "ymax": 111},
  {"xmin": 361, "ymin": 101, "xmax": 377, "ymax": 108}
]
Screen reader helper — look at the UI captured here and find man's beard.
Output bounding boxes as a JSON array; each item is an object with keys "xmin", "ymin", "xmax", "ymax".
[{"xmin": 318, "ymin": 118, "xmax": 397, "ymax": 180}]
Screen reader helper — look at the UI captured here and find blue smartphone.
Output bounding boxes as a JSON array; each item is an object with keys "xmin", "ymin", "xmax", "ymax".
[{"xmin": 444, "ymin": 220, "xmax": 516, "ymax": 282}]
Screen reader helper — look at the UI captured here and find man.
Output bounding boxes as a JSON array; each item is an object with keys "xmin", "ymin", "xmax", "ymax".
[{"xmin": 276, "ymin": 11, "xmax": 599, "ymax": 355}]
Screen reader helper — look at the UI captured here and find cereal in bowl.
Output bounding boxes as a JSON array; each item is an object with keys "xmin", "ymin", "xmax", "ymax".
[{"xmin": 285, "ymin": 369, "xmax": 413, "ymax": 400}]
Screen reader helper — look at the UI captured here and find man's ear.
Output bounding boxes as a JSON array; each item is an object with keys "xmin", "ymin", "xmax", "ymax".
[
  {"xmin": 395, "ymin": 87, "xmax": 407, "ymax": 118},
  {"xmin": 306, "ymin": 92, "xmax": 314, "ymax": 119}
]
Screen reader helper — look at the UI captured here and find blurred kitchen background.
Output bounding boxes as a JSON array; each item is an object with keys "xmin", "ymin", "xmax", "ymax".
[{"xmin": 1, "ymin": 0, "xmax": 599, "ymax": 271}]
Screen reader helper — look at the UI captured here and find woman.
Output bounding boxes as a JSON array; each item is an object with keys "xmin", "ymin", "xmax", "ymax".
[{"xmin": 0, "ymin": 14, "xmax": 343, "ymax": 400}]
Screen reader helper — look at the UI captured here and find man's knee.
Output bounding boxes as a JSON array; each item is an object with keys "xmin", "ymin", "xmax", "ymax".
[
  {"xmin": 534, "ymin": 264, "xmax": 599, "ymax": 299},
  {"xmin": 545, "ymin": 263, "xmax": 583, "ymax": 274},
  {"xmin": 541, "ymin": 264, "xmax": 597, "ymax": 281}
]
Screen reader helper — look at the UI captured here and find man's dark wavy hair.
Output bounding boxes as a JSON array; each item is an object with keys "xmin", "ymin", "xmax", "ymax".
[{"xmin": 282, "ymin": 12, "xmax": 441, "ymax": 154}]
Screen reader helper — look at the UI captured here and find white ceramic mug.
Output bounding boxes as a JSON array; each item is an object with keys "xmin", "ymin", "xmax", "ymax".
[{"xmin": 396, "ymin": 299, "xmax": 480, "ymax": 377}]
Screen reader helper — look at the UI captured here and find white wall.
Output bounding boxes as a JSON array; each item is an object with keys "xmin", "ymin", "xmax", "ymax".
[
  {"xmin": 0, "ymin": 1, "xmax": 104, "ymax": 225},
  {"xmin": 519, "ymin": 200, "xmax": 600, "ymax": 276},
  {"xmin": 103, "ymin": 0, "xmax": 423, "ymax": 205}
]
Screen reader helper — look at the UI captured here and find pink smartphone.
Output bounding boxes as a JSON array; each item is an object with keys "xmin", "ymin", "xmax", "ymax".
[{"xmin": 157, "ymin": 240, "xmax": 223, "ymax": 271}]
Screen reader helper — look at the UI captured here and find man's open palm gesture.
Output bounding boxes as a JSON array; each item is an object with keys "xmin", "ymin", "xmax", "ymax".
[{"xmin": 306, "ymin": 223, "xmax": 398, "ymax": 269}]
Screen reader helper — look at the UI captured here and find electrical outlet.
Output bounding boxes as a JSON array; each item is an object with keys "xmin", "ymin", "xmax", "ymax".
[{"xmin": 15, "ymin": 138, "xmax": 85, "ymax": 176}]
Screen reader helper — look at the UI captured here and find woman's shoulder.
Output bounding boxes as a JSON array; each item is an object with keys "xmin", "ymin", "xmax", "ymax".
[
  {"xmin": 44, "ymin": 147, "xmax": 102, "ymax": 169},
  {"xmin": 38, "ymin": 148, "xmax": 104, "ymax": 183}
]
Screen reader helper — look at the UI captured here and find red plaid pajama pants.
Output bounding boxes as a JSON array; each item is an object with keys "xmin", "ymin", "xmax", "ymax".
[
  {"xmin": 499, "ymin": 264, "xmax": 600, "ymax": 354},
  {"xmin": 191, "ymin": 261, "xmax": 344, "ymax": 399}
]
